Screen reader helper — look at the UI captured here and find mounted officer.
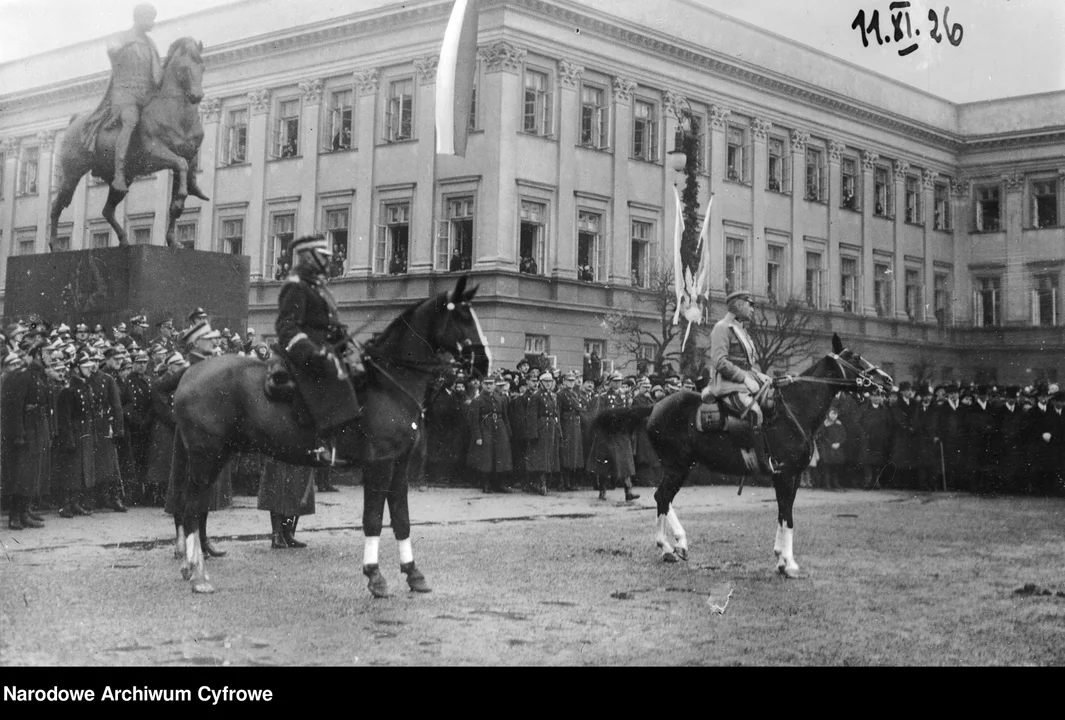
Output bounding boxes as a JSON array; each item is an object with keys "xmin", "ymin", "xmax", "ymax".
[
  {"xmin": 276, "ymin": 234, "xmax": 360, "ymax": 464},
  {"xmin": 700, "ymin": 290, "xmax": 777, "ymax": 473},
  {"xmin": 82, "ymin": 4, "xmax": 163, "ymax": 192}
]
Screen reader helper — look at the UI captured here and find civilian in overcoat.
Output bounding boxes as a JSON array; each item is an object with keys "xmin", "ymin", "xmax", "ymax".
[
  {"xmin": 888, "ymin": 382, "xmax": 918, "ymax": 488},
  {"xmin": 933, "ymin": 384, "xmax": 966, "ymax": 491},
  {"xmin": 425, "ymin": 378, "xmax": 466, "ymax": 485},
  {"xmin": 990, "ymin": 387, "xmax": 1025, "ymax": 495},
  {"xmin": 855, "ymin": 387, "xmax": 892, "ymax": 489},
  {"xmin": 812, "ymin": 407, "xmax": 847, "ymax": 490},
  {"xmin": 962, "ymin": 385, "xmax": 996, "ymax": 493},
  {"xmin": 911, "ymin": 390, "xmax": 941, "ymax": 491}
]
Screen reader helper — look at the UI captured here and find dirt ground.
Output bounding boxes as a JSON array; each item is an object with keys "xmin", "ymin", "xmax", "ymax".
[{"xmin": 2, "ymin": 485, "xmax": 1064, "ymax": 666}]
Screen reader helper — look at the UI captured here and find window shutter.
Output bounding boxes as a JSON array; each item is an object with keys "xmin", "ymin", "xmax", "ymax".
[
  {"xmin": 374, "ymin": 224, "xmax": 387, "ymax": 275},
  {"xmin": 543, "ymin": 90, "xmax": 553, "ymax": 137},
  {"xmin": 437, "ymin": 220, "xmax": 450, "ymax": 270},
  {"xmin": 744, "ymin": 135, "xmax": 752, "ymax": 184},
  {"xmin": 385, "ymin": 99, "xmax": 394, "ymax": 142},
  {"xmin": 271, "ymin": 120, "xmax": 281, "ymax": 158},
  {"xmin": 973, "ymin": 290, "xmax": 982, "ymax": 326},
  {"xmin": 1031, "ymin": 289, "xmax": 1040, "ymax": 326}
]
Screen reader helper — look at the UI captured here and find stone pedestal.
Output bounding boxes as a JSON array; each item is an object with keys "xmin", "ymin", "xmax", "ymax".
[{"xmin": 4, "ymin": 245, "xmax": 250, "ymax": 333}]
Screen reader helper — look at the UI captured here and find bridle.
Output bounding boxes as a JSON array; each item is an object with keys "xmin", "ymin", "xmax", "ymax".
[{"xmin": 778, "ymin": 351, "xmax": 889, "ymax": 392}]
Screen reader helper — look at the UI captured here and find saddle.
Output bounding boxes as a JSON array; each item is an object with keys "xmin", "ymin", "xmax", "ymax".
[
  {"xmin": 263, "ymin": 345, "xmax": 369, "ymax": 428},
  {"xmin": 696, "ymin": 389, "xmax": 779, "ymax": 475}
]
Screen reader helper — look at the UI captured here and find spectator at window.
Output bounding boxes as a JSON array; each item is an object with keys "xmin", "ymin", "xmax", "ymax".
[
  {"xmin": 520, "ymin": 254, "xmax": 538, "ymax": 275},
  {"xmin": 450, "ymin": 249, "xmax": 464, "ymax": 273},
  {"xmin": 578, "ymin": 265, "xmax": 594, "ymax": 282},
  {"xmin": 332, "ymin": 127, "xmax": 351, "ymax": 151},
  {"xmin": 389, "ymin": 249, "xmax": 407, "ymax": 275},
  {"xmin": 768, "ymin": 176, "xmax": 781, "ymax": 192}
]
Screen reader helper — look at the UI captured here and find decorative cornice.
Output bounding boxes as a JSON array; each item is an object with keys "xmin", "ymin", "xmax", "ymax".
[
  {"xmin": 709, "ymin": 104, "xmax": 731, "ymax": 130},
  {"xmin": 2, "ymin": 137, "xmax": 20, "ymax": 160},
  {"xmin": 248, "ymin": 88, "xmax": 271, "ymax": 114},
  {"xmin": 36, "ymin": 129, "xmax": 57, "ymax": 150},
  {"xmin": 790, "ymin": 129, "xmax": 810, "ymax": 153},
  {"xmin": 828, "ymin": 139, "xmax": 845, "ymax": 163},
  {"xmin": 921, "ymin": 168, "xmax": 939, "ymax": 189},
  {"xmin": 557, "ymin": 59, "xmax": 584, "ymax": 88},
  {"xmin": 353, "ymin": 68, "xmax": 378, "ymax": 95},
  {"xmin": 613, "ymin": 76, "xmax": 637, "ymax": 103},
  {"xmin": 893, "ymin": 159, "xmax": 910, "ymax": 178},
  {"xmin": 414, "ymin": 55, "xmax": 439, "ymax": 84},
  {"xmin": 1002, "ymin": 173, "xmax": 1025, "ymax": 193},
  {"xmin": 198, "ymin": 97, "xmax": 221, "ymax": 123},
  {"xmin": 751, "ymin": 117, "xmax": 772, "ymax": 141},
  {"xmin": 482, "ymin": 41, "xmax": 525, "ymax": 74},
  {"xmin": 950, "ymin": 177, "xmax": 970, "ymax": 197},
  {"xmin": 861, "ymin": 150, "xmax": 879, "ymax": 171},
  {"xmin": 299, "ymin": 78, "xmax": 324, "ymax": 104}
]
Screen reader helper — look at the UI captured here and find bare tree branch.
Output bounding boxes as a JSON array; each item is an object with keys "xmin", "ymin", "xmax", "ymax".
[
  {"xmin": 601, "ymin": 266, "xmax": 682, "ymax": 375},
  {"xmin": 748, "ymin": 296, "xmax": 818, "ymax": 374}
]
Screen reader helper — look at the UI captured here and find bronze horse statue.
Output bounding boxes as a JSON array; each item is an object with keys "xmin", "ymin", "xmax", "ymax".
[
  {"xmin": 50, "ymin": 37, "xmax": 208, "ymax": 250},
  {"xmin": 170, "ymin": 277, "xmax": 490, "ymax": 594},
  {"xmin": 594, "ymin": 334, "xmax": 893, "ymax": 575}
]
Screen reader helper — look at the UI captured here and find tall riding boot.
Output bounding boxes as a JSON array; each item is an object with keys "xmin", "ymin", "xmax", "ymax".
[
  {"xmin": 597, "ymin": 474, "xmax": 607, "ymax": 501},
  {"xmin": 59, "ymin": 490, "xmax": 75, "ymax": 519},
  {"xmin": 537, "ymin": 474, "xmax": 548, "ymax": 496},
  {"xmin": 281, "ymin": 516, "xmax": 307, "ymax": 548},
  {"xmin": 200, "ymin": 512, "xmax": 227, "ymax": 557},
  {"xmin": 270, "ymin": 513, "xmax": 288, "ymax": 549},
  {"xmin": 8, "ymin": 496, "xmax": 24, "ymax": 530},
  {"xmin": 20, "ymin": 496, "xmax": 44, "ymax": 529},
  {"xmin": 623, "ymin": 476, "xmax": 640, "ymax": 502},
  {"xmin": 109, "ymin": 488, "xmax": 128, "ymax": 513},
  {"xmin": 26, "ymin": 497, "xmax": 45, "ymax": 522},
  {"xmin": 481, "ymin": 472, "xmax": 493, "ymax": 494}
]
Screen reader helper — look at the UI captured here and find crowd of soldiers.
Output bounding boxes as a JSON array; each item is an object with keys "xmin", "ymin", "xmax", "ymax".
[
  {"xmin": 812, "ymin": 380, "xmax": 1065, "ymax": 497},
  {"xmin": 0, "ymin": 310, "xmax": 267, "ymax": 532}
]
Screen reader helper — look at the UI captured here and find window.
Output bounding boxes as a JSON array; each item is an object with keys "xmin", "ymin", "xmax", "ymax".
[
  {"xmin": 724, "ymin": 237, "xmax": 748, "ymax": 294},
  {"xmin": 874, "ymin": 166, "xmax": 892, "ymax": 217},
  {"xmin": 53, "ymin": 229, "xmax": 71, "ymax": 252},
  {"xmin": 1032, "ymin": 273, "xmax": 1059, "ymax": 327},
  {"xmin": 324, "ymin": 207, "xmax": 349, "ymax": 278},
  {"xmin": 15, "ymin": 229, "xmax": 35, "ymax": 256},
  {"xmin": 767, "ymin": 245, "xmax": 785, "ymax": 302},
  {"xmin": 328, "ymin": 90, "xmax": 354, "ymax": 151},
  {"xmin": 522, "ymin": 69, "xmax": 552, "ymax": 137},
  {"xmin": 175, "ymin": 221, "xmax": 197, "ymax": 249},
  {"xmin": 584, "ymin": 338, "xmax": 605, "ymax": 357},
  {"xmin": 386, "ymin": 79, "xmax": 414, "ymax": 142},
  {"xmin": 840, "ymin": 257, "xmax": 858, "ymax": 313},
  {"xmin": 805, "ymin": 146, "xmax": 824, "ymax": 202},
  {"xmin": 1031, "ymin": 179, "xmax": 1058, "ymax": 228},
  {"xmin": 376, "ymin": 203, "xmax": 410, "ymax": 275},
  {"xmin": 580, "ymin": 84, "xmax": 608, "ymax": 150},
  {"xmin": 220, "ymin": 217, "xmax": 244, "ymax": 255},
  {"xmin": 841, "ymin": 158, "xmax": 859, "ymax": 210},
  {"xmin": 905, "ymin": 175, "xmax": 922, "ymax": 223},
  {"xmin": 90, "ymin": 229, "xmax": 110, "ymax": 248},
  {"xmin": 631, "ymin": 219, "xmax": 654, "ymax": 288},
  {"xmin": 519, "ymin": 200, "xmax": 546, "ymax": 276},
  {"xmin": 469, "ymin": 66, "xmax": 479, "ymax": 132},
  {"xmin": 131, "ymin": 226, "xmax": 152, "ymax": 245},
  {"xmin": 975, "ymin": 185, "xmax": 1000, "ymax": 232},
  {"xmin": 272, "ymin": 99, "xmax": 300, "ymax": 159},
  {"xmin": 267, "ymin": 212, "xmax": 295, "ymax": 279},
  {"xmin": 905, "ymin": 269, "xmax": 922, "ymax": 321},
  {"xmin": 726, "ymin": 125, "xmax": 748, "ymax": 183},
  {"xmin": 576, "ymin": 211, "xmax": 603, "ymax": 283},
  {"xmin": 18, "ymin": 146, "xmax": 38, "ymax": 195},
  {"xmin": 222, "ymin": 108, "xmax": 248, "ymax": 164},
  {"xmin": 767, "ymin": 137, "xmax": 790, "ymax": 193},
  {"xmin": 636, "ymin": 344, "xmax": 656, "ymax": 364},
  {"xmin": 934, "ymin": 272, "xmax": 951, "ymax": 326},
  {"xmin": 874, "ymin": 263, "xmax": 892, "ymax": 318},
  {"xmin": 525, "ymin": 334, "xmax": 548, "ymax": 354},
  {"xmin": 933, "ymin": 183, "xmax": 951, "ymax": 230},
  {"xmin": 973, "ymin": 275, "xmax": 1001, "ymax": 327},
  {"xmin": 805, "ymin": 251, "xmax": 824, "ymax": 308},
  {"xmin": 632, "ymin": 99, "xmax": 658, "ymax": 162},
  {"xmin": 437, "ymin": 197, "xmax": 474, "ymax": 272}
]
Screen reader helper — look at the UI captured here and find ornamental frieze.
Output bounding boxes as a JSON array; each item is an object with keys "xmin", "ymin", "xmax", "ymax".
[{"xmin": 950, "ymin": 177, "xmax": 970, "ymax": 197}]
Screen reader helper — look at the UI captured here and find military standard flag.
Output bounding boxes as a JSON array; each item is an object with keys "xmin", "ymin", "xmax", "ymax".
[{"xmin": 436, "ymin": 0, "xmax": 480, "ymax": 156}]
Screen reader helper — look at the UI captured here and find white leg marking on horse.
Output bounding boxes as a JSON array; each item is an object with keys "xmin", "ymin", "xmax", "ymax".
[
  {"xmin": 655, "ymin": 515, "xmax": 673, "ymax": 555},
  {"xmin": 176, "ymin": 524, "xmax": 187, "ymax": 556},
  {"xmin": 398, "ymin": 538, "xmax": 414, "ymax": 564},
  {"xmin": 773, "ymin": 524, "xmax": 784, "ymax": 559},
  {"xmin": 468, "ymin": 308, "xmax": 492, "ymax": 369},
  {"xmin": 666, "ymin": 505, "xmax": 687, "ymax": 551},
  {"xmin": 364, "ymin": 536, "xmax": 380, "ymax": 566},
  {"xmin": 779, "ymin": 524, "xmax": 799, "ymax": 578}
]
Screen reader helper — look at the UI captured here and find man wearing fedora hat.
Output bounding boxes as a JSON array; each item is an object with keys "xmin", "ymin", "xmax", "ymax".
[
  {"xmin": 703, "ymin": 289, "xmax": 777, "ymax": 472},
  {"xmin": 276, "ymin": 234, "xmax": 360, "ymax": 464}
]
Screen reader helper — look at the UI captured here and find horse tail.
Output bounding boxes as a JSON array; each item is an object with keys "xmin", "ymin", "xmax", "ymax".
[{"xmin": 592, "ymin": 405, "xmax": 653, "ymax": 434}]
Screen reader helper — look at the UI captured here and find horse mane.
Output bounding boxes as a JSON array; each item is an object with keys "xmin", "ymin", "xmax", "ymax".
[
  {"xmin": 364, "ymin": 293, "xmax": 442, "ymax": 354},
  {"xmin": 163, "ymin": 37, "xmax": 198, "ymax": 74}
]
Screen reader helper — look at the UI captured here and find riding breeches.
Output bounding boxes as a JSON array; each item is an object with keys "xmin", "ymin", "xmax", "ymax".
[{"xmin": 705, "ymin": 389, "xmax": 763, "ymax": 428}]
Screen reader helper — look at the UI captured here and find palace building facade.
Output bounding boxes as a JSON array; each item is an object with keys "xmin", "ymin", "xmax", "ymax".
[{"xmin": 1, "ymin": 0, "xmax": 1063, "ymax": 383}]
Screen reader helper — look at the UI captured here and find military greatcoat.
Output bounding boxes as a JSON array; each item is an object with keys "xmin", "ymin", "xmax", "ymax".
[
  {"xmin": 465, "ymin": 391, "xmax": 512, "ymax": 473},
  {"xmin": 54, "ymin": 374, "xmax": 98, "ymax": 491},
  {"xmin": 524, "ymin": 388, "xmax": 561, "ymax": 473},
  {"xmin": 0, "ymin": 363, "xmax": 53, "ymax": 497},
  {"xmin": 557, "ymin": 387, "xmax": 585, "ymax": 470},
  {"xmin": 630, "ymin": 392, "xmax": 663, "ymax": 486},
  {"xmin": 585, "ymin": 388, "xmax": 636, "ymax": 480}
]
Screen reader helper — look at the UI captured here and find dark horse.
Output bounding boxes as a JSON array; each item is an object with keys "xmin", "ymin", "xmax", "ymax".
[
  {"xmin": 171, "ymin": 277, "xmax": 490, "ymax": 594},
  {"xmin": 50, "ymin": 37, "xmax": 209, "ymax": 250},
  {"xmin": 594, "ymin": 334, "xmax": 892, "ymax": 576}
]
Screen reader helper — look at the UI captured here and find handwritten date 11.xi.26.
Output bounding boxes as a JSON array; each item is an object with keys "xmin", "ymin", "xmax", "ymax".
[{"xmin": 852, "ymin": 2, "xmax": 963, "ymax": 57}]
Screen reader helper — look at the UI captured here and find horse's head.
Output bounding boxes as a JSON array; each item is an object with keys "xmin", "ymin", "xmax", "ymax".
[
  {"xmin": 164, "ymin": 38, "xmax": 206, "ymax": 105},
  {"xmin": 432, "ymin": 276, "xmax": 491, "ymax": 378},
  {"xmin": 828, "ymin": 333, "xmax": 894, "ymax": 392}
]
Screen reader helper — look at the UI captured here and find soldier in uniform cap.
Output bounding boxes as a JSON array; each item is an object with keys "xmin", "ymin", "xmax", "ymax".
[
  {"xmin": 182, "ymin": 320, "xmax": 221, "ymax": 363},
  {"xmin": 74, "ymin": 323, "xmax": 91, "ymax": 349},
  {"xmin": 112, "ymin": 321, "xmax": 132, "ymax": 348},
  {"xmin": 276, "ymin": 234, "xmax": 360, "ymax": 463},
  {"xmin": 701, "ymin": 289, "xmax": 777, "ymax": 472},
  {"xmin": 1, "ymin": 339, "xmax": 53, "ymax": 529},
  {"xmin": 557, "ymin": 370, "xmax": 586, "ymax": 491},
  {"xmin": 466, "ymin": 373, "xmax": 513, "ymax": 493},
  {"xmin": 585, "ymin": 370, "xmax": 639, "ymax": 501},
  {"xmin": 154, "ymin": 318, "xmax": 176, "ymax": 354},
  {"xmin": 187, "ymin": 307, "xmax": 208, "ymax": 325}
]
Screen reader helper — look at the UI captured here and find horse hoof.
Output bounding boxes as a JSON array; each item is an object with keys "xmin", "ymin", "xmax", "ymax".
[
  {"xmin": 675, "ymin": 547, "xmax": 689, "ymax": 562},
  {"xmin": 364, "ymin": 565, "xmax": 390, "ymax": 599},
  {"xmin": 784, "ymin": 566, "xmax": 800, "ymax": 579},
  {"xmin": 192, "ymin": 580, "xmax": 215, "ymax": 594},
  {"xmin": 174, "ymin": 550, "xmax": 184, "ymax": 559},
  {"xmin": 401, "ymin": 562, "xmax": 432, "ymax": 593},
  {"xmin": 662, "ymin": 552, "xmax": 679, "ymax": 563}
]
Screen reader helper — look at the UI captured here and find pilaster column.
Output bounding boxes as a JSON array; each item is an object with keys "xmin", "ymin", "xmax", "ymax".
[
  {"xmin": 827, "ymin": 139, "xmax": 845, "ymax": 313},
  {"xmin": 246, "ymin": 88, "xmax": 271, "ymax": 278},
  {"xmin": 555, "ymin": 59, "xmax": 583, "ymax": 279},
  {"xmin": 1003, "ymin": 172, "xmax": 1026, "ymax": 324},
  {"xmin": 480, "ymin": 41, "xmax": 525, "ymax": 268},
  {"xmin": 920, "ymin": 168, "xmax": 938, "ymax": 322},
  {"xmin": 410, "ymin": 57, "xmax": 439, "ymax": 274},
  {"xmin": 708, "ymin": 104, "xmax": 731, "ymax": 295},
  {"xmin": 609, "ymin": 76, "xmax": 637, "ymax": 284},
  {"xmin": 788, "ymin": 129, "xmax": 809, "ymax": 298},
  {"xmin": 297, "ymin": 79, "xmax": 323, "ymax": 238},
  {"xmin": 1, "ymin": 138, "xmax": 19, "ymax": 289},
  {"xmin": 860, "ymin": 150, "xmax": 878, "ymax": 315},
  {"xmin": 750, "ymin": 118, "xmax": 772, "ymax": 298},
  {"xmin": 34, "ymin": 130, "xmax": 57, "ymax": 254},
  {"xmin": 949, "ymin": 177, "xmax": 971, "ymax": 325},
  {"xmin": 350, "ymin": 69, "xmax": 378, "ymax": 276},
  {"xmin": 891, "ymin": 160, "xmax": 910, "ymax": 319}
]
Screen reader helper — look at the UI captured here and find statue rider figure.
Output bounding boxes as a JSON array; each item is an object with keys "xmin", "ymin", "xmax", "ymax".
[
  {"xmin": 701, "ymin": 290, "xmax": 778, "ymax": 473},
  {"xmin": 276, "ymin": 235, "xmax": 361, "ymax": 465},
  {"xmin": 86, "ymin": 4, "xmax": 163, "ymax": 192}
]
